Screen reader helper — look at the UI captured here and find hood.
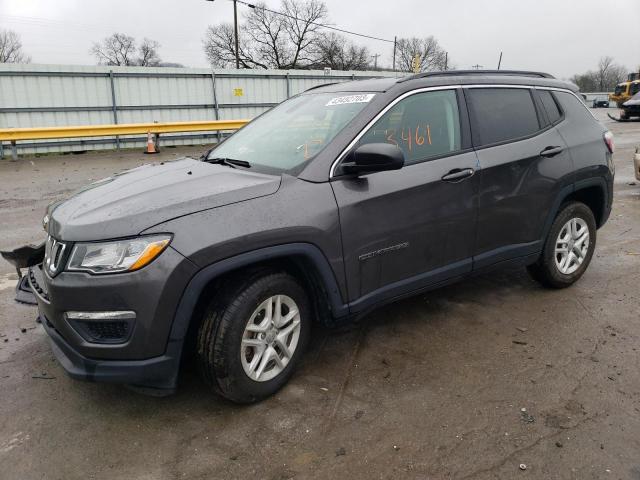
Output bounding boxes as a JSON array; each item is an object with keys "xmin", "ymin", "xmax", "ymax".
[{"xmin": 48, "ymin": 158, "xmax": 281, "ymax": 241}]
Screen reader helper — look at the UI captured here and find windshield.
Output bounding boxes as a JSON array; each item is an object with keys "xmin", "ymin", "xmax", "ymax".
[{"xmin": 208, "ymin": 92, "xmax": 375, "ymax": 175}]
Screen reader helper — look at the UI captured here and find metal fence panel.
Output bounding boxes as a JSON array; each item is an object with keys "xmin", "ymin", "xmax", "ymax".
[{"xmin": 0, "ymin": 64, "xmax": 400, "ymax": 157}]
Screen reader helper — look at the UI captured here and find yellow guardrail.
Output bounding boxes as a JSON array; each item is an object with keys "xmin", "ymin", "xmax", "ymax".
[
  {"xmin": 0, "ymin": 119, "xmax": 250, "ymax": 142},
  {"xmin": 0, "ymin": 119, "xmax": 250, "ymax": 159}
]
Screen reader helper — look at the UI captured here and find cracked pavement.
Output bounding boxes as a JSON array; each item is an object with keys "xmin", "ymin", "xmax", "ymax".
[{"xmin": 0, "ymin": 110, "xmax": 639, "ymax": 479}]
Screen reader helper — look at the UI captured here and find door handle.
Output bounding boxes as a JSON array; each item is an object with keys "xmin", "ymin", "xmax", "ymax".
[
  {"xmin": 540, "ymin": 146, "xmax": 564, "ymax": 158},
  {"xmin": 441, "ymin": 168, "xmax": 475, "ymax": 183}
]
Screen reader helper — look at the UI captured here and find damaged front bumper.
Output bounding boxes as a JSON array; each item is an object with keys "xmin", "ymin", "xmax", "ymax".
[
  {"xmin": 27, "ymin": 262, "xmax": 183, "ymax": 396},
  {"xmin": 0, "ymin": 242, "xmax": 45, "ymax": 305},
  {"xmin": 3, "ymin": 239, "xmax": 195, "ymax": 396}
]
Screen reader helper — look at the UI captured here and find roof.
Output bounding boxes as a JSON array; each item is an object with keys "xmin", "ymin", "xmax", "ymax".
[
  {"xmin": 306, "ymin": 77, "xmax": 399, "ymax": 93},
  {"xmin": 306, "ymin": 70, "xmax": 578, "ymax": 94}
]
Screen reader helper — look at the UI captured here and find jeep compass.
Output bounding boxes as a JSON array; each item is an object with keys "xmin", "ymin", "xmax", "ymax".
[{"xmin": 20, "ymin": 71, "xmax": 614, "ymax": 403}]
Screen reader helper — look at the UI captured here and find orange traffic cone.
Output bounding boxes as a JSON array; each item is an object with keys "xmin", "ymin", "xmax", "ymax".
[{"xmin": 144, "ymin": 131, "xmax": 158, "ymax": 154}]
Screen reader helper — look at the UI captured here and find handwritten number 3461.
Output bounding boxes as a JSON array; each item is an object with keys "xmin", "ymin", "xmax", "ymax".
[{"xmin": 385, "ymin": 125, "xmax": 431, "ymax": 152}]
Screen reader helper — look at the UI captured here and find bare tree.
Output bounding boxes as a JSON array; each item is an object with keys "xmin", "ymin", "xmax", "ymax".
[
  {"xmin": 313, "ymin": 32, "xmax": 370, "ymax": 70},
  {"xmin": 91, "ymin": 33, "xmax": 162, "ymax": 66},
  {"xmin": 0, "ymin": 30, "xmax": 31, "ymax": 63},
  {"xmin": 596, "ymin": 56, "xmax": 616, "ymax": 91},
  {"xmin": 203, "ymin": 0, "xmax": 328, "ymax": 69},
  {"xmin": 204, "ymin": 23, "xmax": 268, "ymax": 69},
  {"xmin": 138, "ymin": 38, "xmax": 161, "ymax": 67},
  {"xmin": 280, "ymin": 0, "xmax": 327, "ymax": 67},
  {"xmin": 395, "ymin": 36, "xmax": 447, "ymax": 73},
  {"xmin": 91, "ymin": 33, "xmax": 137, "ymax": 66},
  {"xmin": 571, "ymin": 56, "xmax": 628, "ymax": 92},
  {"xmin": 570, "ymin": 73, "xmax": 597, "ymax": 92}
]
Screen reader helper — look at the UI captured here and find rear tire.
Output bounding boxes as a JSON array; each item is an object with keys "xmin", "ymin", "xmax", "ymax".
[
  {"xmin": 196, "ymin": 271, "xmax": 311, "ymax": 404},
  {"xmin": 527, "ymin": 201, "xmax": 596, "ymax": 289}
]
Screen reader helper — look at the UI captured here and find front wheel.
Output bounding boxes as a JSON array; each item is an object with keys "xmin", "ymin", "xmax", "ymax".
[
  {"xmin": 197, "ymin": 271, "xmax": 311, "ymax": 403},
  {"xmin": 527, "ymin": 201, "xmax": 597, "ymax": 289}
]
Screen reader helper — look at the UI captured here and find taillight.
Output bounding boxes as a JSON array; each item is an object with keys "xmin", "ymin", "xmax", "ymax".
[{"xmin": 604, "ymin": 131, "xmax": 614, "ymax": 154}]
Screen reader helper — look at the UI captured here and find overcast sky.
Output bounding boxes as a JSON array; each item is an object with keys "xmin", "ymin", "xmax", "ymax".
[{"xmin": 1, "ymin": 0, "xmax": 639, "ymax": 79}]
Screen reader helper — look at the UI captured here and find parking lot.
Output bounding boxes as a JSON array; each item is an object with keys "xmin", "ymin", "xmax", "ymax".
[{"xmin": 0, "ymin": 109, "xmax": 639, "ymax": 479}]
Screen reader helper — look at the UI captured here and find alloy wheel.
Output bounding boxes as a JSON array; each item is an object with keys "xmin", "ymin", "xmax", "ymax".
[
  {"xmin": 554, "ymin": 217, "xmax": 590, "ymax": 275},
  {"xmin": 240, "ymin": 295, "xmax": 301, "ymax": 382}
]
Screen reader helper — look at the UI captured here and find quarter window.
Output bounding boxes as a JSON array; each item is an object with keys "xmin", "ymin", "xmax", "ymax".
[
  {"xmin": 357, "ymin": 90, "xmax": 461, "ymax": 165},
  {"xmin": 538, "ymin": 90, "xmax": 562, "ymax": 124},
  {"xmin": 466, "ymin": 88, "xmax": 541, "ymax": 147},
  {"xmin": 554, "ymin": 91, "xmax": 597, "ymax": 126}
]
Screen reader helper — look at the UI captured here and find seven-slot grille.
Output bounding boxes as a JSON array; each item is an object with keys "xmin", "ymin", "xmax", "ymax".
[{"xmin": 44, "ymin": 235, "xmax": 67, "ymax": 277}]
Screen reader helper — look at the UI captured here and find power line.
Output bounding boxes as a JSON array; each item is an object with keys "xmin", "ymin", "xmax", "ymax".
[{"xmin": 233, "ymin": 0, "xmax": 395, "ymax": 44}]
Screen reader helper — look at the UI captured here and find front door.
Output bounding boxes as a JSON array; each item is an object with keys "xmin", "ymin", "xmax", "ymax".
[{"xmin": 330, "ymin": 89, "xmax": 479, "ymax": 312}]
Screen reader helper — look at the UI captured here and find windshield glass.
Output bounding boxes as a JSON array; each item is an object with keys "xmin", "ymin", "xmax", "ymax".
[{"xmin": 208, "ymin": 92, "xmax": 375, "ymax": 175}]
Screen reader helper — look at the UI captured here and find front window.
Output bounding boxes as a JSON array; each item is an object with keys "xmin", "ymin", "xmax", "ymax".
[
  {"xmin": 209, "ymin": 92, "xmax": 375, "ymax": 175},
  {"xmin": 357, "ymin": 89, "xmax": 461, "ymax": 165}
]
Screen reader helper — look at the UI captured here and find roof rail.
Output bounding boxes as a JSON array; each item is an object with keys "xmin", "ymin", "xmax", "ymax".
[
  {"xmin": 397, "ymin": 70, "xmax": 555, "ymax": 83},
  {"xmin": 304, "ymin": 82, "xmax": 339, "ymax": 92}
]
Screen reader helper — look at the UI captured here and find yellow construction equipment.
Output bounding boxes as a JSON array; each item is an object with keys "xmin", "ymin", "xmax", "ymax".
[{"xmin": 610, "ymin": 71, "xmax": 640, "ymax": 107}]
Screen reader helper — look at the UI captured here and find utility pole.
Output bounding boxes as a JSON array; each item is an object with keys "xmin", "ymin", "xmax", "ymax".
[
  {"xmin": 206, "ymin": 0, "xmax": 240, "ymax": 68},
  {"xmin": 444, "ymin": 52, "xmax": 448, "ymax": 71},
  {"xmin": 371, "ymin": 53, "xmax": 381, "ymax": 70},
  {"xmin": 497, "ymin": 51, "xmax": 503, "ymax": 70},
  {"xmin": 392, "ymin": 36, "xmax": 397, "ymax": 71},
  {"xmin": 233, "ymin": 0, "xmax": 240, "ymax": 68}
]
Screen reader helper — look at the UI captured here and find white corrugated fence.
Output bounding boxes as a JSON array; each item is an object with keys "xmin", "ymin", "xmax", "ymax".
[{"xmin": 0, "ymin": 64, "xmax": 399, "ymax": 157}]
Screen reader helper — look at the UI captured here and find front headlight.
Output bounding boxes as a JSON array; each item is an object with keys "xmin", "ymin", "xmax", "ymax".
[{"xmin": 67, "ymin": 235, "xmax": 171, "ymax": 274}]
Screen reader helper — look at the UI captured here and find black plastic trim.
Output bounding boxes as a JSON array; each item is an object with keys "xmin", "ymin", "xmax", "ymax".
[
  {"xmin": 166, "ymin": 242, "xmax": 349, "ymax": 351},
  {"xmin": 40, "ymin": 314, "xmax": 179, "ymax": 393}
]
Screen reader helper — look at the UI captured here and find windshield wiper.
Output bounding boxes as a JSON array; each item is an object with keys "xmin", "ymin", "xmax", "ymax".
[{"xmin": 205, "ymin": 157, "xmax": 251, "ymax": 169}]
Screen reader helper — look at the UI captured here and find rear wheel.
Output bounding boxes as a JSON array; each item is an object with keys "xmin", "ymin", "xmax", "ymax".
[
  {"xmin": 197, "ymin": 271, "xmax": 311, "ymax": 403},
  {"xmin": 527, "ymin": 202, "xmax": 596, "ymax": 289}
]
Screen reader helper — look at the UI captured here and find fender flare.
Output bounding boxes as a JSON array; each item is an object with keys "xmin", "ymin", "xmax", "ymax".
[
  {"xmin": 164, "ymin": 242, "xmax": 349, "ymax": 358},
  {"xmin": 541, "ymin": 178, "xmax": 609, "ymax": 240}
]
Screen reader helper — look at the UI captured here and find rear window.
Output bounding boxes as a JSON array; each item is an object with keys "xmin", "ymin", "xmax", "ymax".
[
  {"xmin": 466, "ymin": 88, "xmax": 540, "ymax": 147},
  {"xmin": 538, "ymin": 90, "xmax": 563, "ymax": 124}
]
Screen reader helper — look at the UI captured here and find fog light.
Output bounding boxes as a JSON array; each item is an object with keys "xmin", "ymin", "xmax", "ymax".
[{"xmin": 65, "ymin": 311, "xmax": 135, "ymax": 344}]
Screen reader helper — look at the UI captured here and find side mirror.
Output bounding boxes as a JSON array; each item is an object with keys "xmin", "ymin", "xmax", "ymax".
[{"xmin": 341, "ymin": 143, "xmax": 405, "ymax": 175}]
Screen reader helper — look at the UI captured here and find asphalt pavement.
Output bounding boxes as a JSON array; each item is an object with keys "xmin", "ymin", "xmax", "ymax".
[{"xmin": 0, "ymin": 109, "xmax": 639, "ymax": 479}]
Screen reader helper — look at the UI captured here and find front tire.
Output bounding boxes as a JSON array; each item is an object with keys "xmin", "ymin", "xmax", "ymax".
[
  {"xmin": 197, "ymin": 271, "xmax": 311, "ymax": 403},
  {"xmin": 527, "ymin": 201, "xmax": 597, "ymax": 289}
]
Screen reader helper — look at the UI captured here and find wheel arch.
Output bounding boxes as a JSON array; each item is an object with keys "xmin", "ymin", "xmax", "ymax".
[
  {"xmin": 542, "ymin": 178, "xmax": 609, "ymax": 241},
  {"xmin": 166, "ymin": 243, "xmax": 348, "ymax": 361},
  {"xmin": 564, "ymin": 182, "xmax": 607, "ymax": 228}
]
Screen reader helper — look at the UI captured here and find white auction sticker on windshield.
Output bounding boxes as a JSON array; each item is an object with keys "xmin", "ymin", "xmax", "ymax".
[{"xmin": 325, "ymin": 93, "xmax": 375, "ymax": 106}]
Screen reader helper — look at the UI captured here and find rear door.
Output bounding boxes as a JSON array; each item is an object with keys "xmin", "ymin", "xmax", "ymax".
[
  {"xmin": 331, "ymin": 88, "xmax": 479, "ymax": 311},
  {"xmin": 465, "ymin": 86, "xmax": 574, "ymax": 268}
]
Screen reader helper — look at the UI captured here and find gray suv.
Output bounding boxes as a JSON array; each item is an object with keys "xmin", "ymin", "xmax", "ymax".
[{"xmin": 25, "ymin": 71, "xmax": 615, "ymax": 403}]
